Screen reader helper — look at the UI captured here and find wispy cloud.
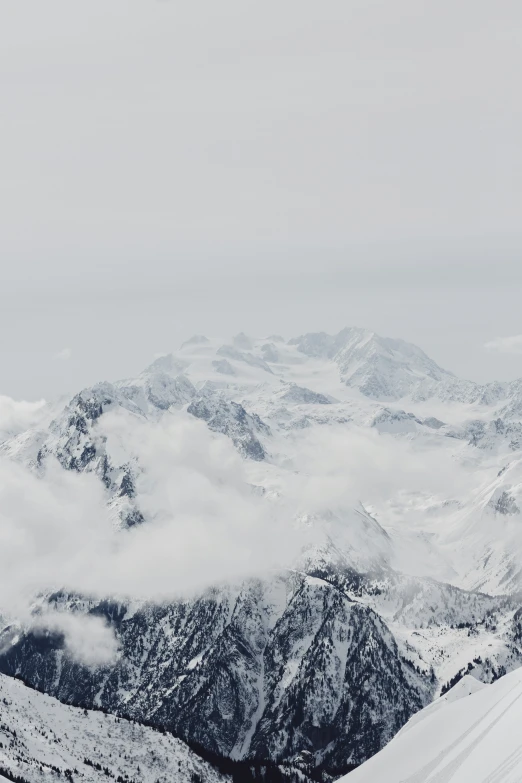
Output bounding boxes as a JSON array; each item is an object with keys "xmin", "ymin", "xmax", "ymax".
[
  {"xmin": 484, "ymin": 335, "xmax": 522, "ymax": 355},
  {"xmin": 31, "ymin": 612, "xmax": 120, "ymax": 667},
  {"xmin": 54, "ymin": 347, "xmax": 72, "ymax": 361}
]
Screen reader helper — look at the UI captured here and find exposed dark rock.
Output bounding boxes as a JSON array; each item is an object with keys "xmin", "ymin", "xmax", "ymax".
[
  {"xmin": 188, "ymin": 395, "xmax": 269, "ymax": 461},
  {"xmin": 490, "ymin": 490, "xmax": 520, "ymax": 516},
  {"xmin": 0, "ymin": 571, "xmax": 433, "ymax": 777}
]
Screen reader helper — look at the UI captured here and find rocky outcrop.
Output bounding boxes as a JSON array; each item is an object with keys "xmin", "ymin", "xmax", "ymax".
[{"xmin": 188, "ymin": 394, "xmax": 270, "ymax": 460}]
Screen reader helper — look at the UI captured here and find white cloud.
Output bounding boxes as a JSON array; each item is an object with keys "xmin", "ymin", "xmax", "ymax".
[
  {"xmin": 0, "ymin": 412, "xmax": 302, "ymax": 661},
  {"xmin": 54, "ymin": 348, "xmax": 72, "ymax": 361},
  {"xmin": 0, "ymin": 403, "xmax": 479, "ymax": 663},
  {"xmin": 484, "ymin": 335, "xmax": 522, "ymax": 355},
  {"xmin": 0, "ymin": 408, "xmax": 472, "ymax": 609},
  {"xmin": 31, "ymin": 613, "xmax": 120, "ymax": 668}
]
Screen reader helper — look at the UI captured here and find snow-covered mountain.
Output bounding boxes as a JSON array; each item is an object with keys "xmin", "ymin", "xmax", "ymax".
[
  {"xmin": 2, "ymin": 568, "xmax": 521, "ymax": 777},
  {"xmin": 12, "ymin": 327, "xmax": 522, "ymax": 593},
  {"xmin": 3, "ymin": 327, "xmax": 522, "ymax": 779},
  {"xmin": 0, "ymin": 573, "xmax": 432, "ymax": 775},
  {"xmin": 289, "ymin": 327, "xmax": 452, "ymax": 400},
  {"xmin": 342, "ymin": 667, "xmax": 522, "ymax": 782}
]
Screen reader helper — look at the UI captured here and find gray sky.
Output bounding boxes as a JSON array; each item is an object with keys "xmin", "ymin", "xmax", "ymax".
[{"xmin": 1, "ymin": 0, "xmax": 522, "ymax": 399}]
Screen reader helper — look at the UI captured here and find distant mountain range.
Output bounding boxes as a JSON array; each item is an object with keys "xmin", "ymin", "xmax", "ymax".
[{"xmin": 2, "ymin": 327, "xmax": 522, "ymax": 781}]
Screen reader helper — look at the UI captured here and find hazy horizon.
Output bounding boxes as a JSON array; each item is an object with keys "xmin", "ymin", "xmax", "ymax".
[{"xmin": 2, "ymin": 0, "xmax": 522, "ymax": 398}]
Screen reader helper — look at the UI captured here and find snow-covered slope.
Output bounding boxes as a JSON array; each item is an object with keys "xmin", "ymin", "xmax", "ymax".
[
  {"xmin": 343, "ymin": 667, "xmax": 522, "ymax": 783},
  {"xmin": 0, "ymin": 671, "xmax": 226, "ymax": 783}
]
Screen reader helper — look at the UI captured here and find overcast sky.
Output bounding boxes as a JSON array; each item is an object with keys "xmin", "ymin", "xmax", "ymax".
[{"xmin": 1, "ymin": 0, "xmax": 522, "ymax": 399}]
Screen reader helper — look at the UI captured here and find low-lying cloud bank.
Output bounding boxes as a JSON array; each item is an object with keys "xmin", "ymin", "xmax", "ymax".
[
  {"xmin": 0, "ymin": 411, "xmax": 300, "ymax": 663},
  {"xmin": 0, "ymin": 405, "xmax": 475, "ymax": 664}
]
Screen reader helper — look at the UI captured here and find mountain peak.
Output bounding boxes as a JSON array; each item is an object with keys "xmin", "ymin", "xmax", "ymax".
[
  {"xmin": 289, "ymin": 327, "xmax": 452, "ymax": 400},
  {"xmin": 180, "ymin": 334, "xmax": 210, "ymax": 349}
]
